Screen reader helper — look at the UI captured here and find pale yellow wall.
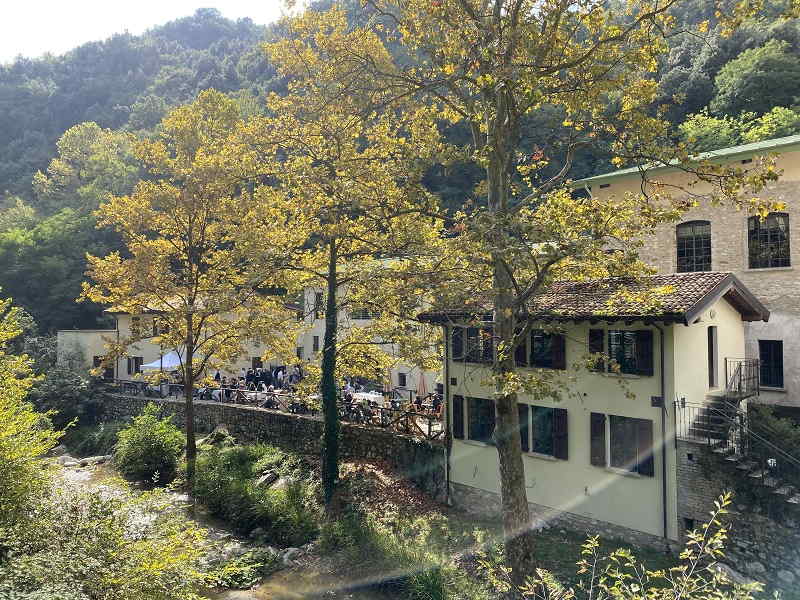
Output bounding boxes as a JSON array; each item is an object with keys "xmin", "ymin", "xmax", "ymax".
[
  {"xmin": 56, "ymin": 329, "xmax": 117, "ymax": 372},
  {"xmin": 448, "ymin": 319, "xmax": 679, "ymax": 540},
  {"xmin": 671, "ymin": 297, "xmax": 746, "ymax": 407},
  {"xmin": 298, "ymin": 287, "xmax": 439, "ymax": 393},
  {"xmin": 586, "ymin": 149, "xmax": 799, "ymax": 406}
]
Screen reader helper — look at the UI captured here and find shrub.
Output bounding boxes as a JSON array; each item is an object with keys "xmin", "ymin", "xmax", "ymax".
[
  {"xmin": 27, "ymin": 367, "xmax": 109, "ymax": 429},
  {"xmin": 0, "ymin": 483, "xmax": 206, "ymax": 600},
  {"xmin": 62, "ymin": 421, "xmax": 125, "ymax": 457},
  {"xmin": 192, "ymin": 444, "xmax": 318, "ymax": 547},
  {"xmin": 113, "ymin": 403, "xmax": 184, "ymax": 484},
  {"xmin": 203, "ymin": 550, "xmax": 280, "ymax": 589}
]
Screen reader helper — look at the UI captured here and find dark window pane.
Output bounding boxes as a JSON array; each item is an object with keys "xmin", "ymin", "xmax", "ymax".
[
  {"xmin": 531, "ymin": 330, "xmax": 553, "ymax": 368},
  {"xmin": 452, "ymin": 395, "xmax": 464, "ymax": 439},
  {"xmin": 518, "ymin": 403, "xmax": 530, "ymax": 453},
  {"xmin": 452, "ymin": 327, "xmax": 464, "ymax": 360},
  {"xmin": 589, "ymin": 329, "xmax": 605, "ymax": 371},
  {"xmin": 609, "ymin": 415, "xmax": 653, "ymax": 476},
  {"xmin": 608, "ymin": 331, "xmax": 637, "ymax": 375},
  {"xmin": 481, "ymin": 327, "xmax": 494, "ymax": 363},
  {"xmin": 532, "ymin": 406, "xmax": 554, "ymax": 455},
  {"xmin": 610, "ymin": 415, "xmax": 639, "ymax": 472},
  {"xmin": 465, "ymin": 328, "xmax": 481, "ymax": 362},
  {"xmin": 759, "ymin": 340, "xmax": 784, "ymax": 388},
  {"xmin": 590, "ymin": 412, "xmax": 606, "ymax": 467},
  {"xmin": 676, "ymin": 220, "xmax": 711, "ymax": 272},
  {"xmin": 749, "ymin": 213, "xmax": 790, "ymax": 269},
  {"xmin": 468, "ymin": 397, "xmax": 495, "ymax": 444}
]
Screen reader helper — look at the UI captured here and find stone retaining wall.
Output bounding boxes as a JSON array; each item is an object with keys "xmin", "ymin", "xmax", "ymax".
[
  {"xmin": 677, "ymin": 439, "xmax": 800, "ymax": 587},
  {"xmin": 102, "ymin": 395, "xmax": 447, "ymax": 503}
]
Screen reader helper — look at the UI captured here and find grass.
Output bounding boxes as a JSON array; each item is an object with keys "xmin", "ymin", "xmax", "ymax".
[{"xmin": 191, "ymin": 444, "xmax": 319, "ymax": 547}]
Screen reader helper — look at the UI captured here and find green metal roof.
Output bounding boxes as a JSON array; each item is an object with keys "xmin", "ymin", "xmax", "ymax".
[{"xmin": 573, "ymin": 133, "xmax": 800, "ymax": 187}]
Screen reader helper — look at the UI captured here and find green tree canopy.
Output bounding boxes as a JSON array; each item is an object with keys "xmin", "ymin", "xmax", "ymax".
[{"xmin": 711, "ymin": 39, "xmax": 800, "ymax": 115}]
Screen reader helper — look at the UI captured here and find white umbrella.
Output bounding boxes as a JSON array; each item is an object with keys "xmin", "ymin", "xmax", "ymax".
[{"xmin": 141, "ymin": 350, "xmax": 183, "ymax": 371}]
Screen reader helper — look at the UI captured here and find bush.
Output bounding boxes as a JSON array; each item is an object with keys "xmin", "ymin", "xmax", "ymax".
[
  {"xmin": 0, "ymin": 483, "xmax": 206, "ymax": 600},
  {"xmin": 27, "ymin": 367, "xmax": 109, "ymax": 429},
  {"xmin": 203, "ymin": 550, "xmax": 280, "ymax": 589},
  {"xmin": 62, "ymin": 421, "xmax": 125, "ymax": 457},
  {"xmin": 192, "ymin": 444, "xmax": 318, "ymax": 547},
  {"xmin": 113, "ymin": 403, "xmax": 184, "ymax": 484}
]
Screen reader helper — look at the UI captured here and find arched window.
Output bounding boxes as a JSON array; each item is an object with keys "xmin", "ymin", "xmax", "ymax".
[
  {"xmin": 749, "ymin": 213, "xmax": 790, "ymax": 269},
  {"xmin": 676, "ymin": 220, "xmax": 711, "ymax": 272}
]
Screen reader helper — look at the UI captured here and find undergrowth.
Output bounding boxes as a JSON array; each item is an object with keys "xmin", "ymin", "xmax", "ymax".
[{"xmin": 191, "ymin": 444, "xmax": 319, "ymax": 547}]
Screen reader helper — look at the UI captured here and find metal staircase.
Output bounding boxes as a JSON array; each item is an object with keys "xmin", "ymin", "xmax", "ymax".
[{"xmin": 676, "ymin": 358, "xmax": 800, "ymax": 505}]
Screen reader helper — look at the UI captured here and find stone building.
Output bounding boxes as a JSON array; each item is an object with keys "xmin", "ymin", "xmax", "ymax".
[{"xmin": 575, "ymin": 134, "xmax": 800, "ymax": 411}]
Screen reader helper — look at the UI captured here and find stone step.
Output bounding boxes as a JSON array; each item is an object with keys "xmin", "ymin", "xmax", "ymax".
[
  {"xmin": 724, "ymin": 453, "xmax": 743, "ymax": 462},
  {"xmin": 787, "ymin": 494, "xmax": 800, "ymax": 504},
  {"xmin": 764, "ymin": 476, "xmax": 780, "ymax": 488},
  {"xmin": 712, "ymin": 445, "xmax": 734, "ymax": 455},
  {"xmin": 775, "ymin": 485, "xmax": 796, "ymax": 496},
  {"xmin": 748, "ymin": 469, "xmax": 768, "ymax": 479},
  {"xmin": 736, "ymin": 461, "xmax": 757, "ymax": 471}
]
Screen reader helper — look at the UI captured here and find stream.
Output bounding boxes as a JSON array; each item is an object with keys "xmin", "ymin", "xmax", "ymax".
[{"xmin": 59, "ymin": 462, "xmax": 392, "ymax": 600}]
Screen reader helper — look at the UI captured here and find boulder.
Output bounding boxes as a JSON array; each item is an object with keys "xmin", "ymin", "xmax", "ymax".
[
  {"xmin": 48, "ymin": 444, "xmax": 69, "ymax": 457},
  {"xmin": 250, "ymin": 527, "xmax": 266, "ymax": 540},
  {"xmin": 778, "ymin": 570, "xmax": 796, "ymax": 585},
  {"xmin": 714, "ymin": 563, "xmax": 751, "ymax": 585},
  {"xmin": 255, "ymin": 471, "xmax": 279, "ymax": 488},
  {"xmin": 79, "ymin": 455, "xmax": 112, "ymax": 467},
  {"xmin": 197, "ymin": 425, "xmax": 235, "ymax": 448},
  {"xmin": 56, "ymin": 455, "xmax": 77, "ymax": 465},
  {"xmin": 744, "ymin": 561, "xmax": 766, "ymax": 576}
]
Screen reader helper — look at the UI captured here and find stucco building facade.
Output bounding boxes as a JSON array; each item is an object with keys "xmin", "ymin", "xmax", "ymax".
[{"xmin": 576, "ymin": 135, "xmax": 800, "ymax": 410}]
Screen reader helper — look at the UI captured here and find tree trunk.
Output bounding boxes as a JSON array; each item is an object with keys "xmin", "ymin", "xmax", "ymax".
[
  {"xmin": 184, "ymin": 313, "xmax": 197, "ymax": 486},
  {"xmin": 486, "ymin": 92, "xmax": 534, "ymax": 584},
  {"xmin": 320, "ymin": 239, "xmax": 340, "ymax": 507}
]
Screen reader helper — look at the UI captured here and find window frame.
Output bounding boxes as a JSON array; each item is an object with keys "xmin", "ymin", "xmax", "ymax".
[
  {"xmin": 466, "ymin": 396, "xmax": 495, "ymax": 445},
  {"xmin": 398, "ymin": 372, "xmax": 407, "ymax": 388},
  {"xmin": 312, "ymin": 335, "xmax": 320, "ymax": 353},
  {"xmin": 759, "ymin": 339, "xmax": 784, "ymax": 389},
  {"xmin": 676, "ymin": 220, "xmax": 712, "ymax": 273},
  {"xmin": 748, "ymin": 212, "xmax": 791, "ymax": 269},
  {"xmin": 593, "ymin": 413, "xmax": 654, "ymax": 477}
]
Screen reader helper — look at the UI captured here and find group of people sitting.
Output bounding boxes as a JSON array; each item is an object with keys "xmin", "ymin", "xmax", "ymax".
[{"xmin": 194, "ymin": 364, "xmax": 306, "ymax": 403}]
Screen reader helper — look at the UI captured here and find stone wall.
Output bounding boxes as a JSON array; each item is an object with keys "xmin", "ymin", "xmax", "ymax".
[
  {"xmin": 677, "ymin": 439, "xmax": 800, "ymax": 587},
  {"xmin": 102, "ymin": 395, "xmax": 447, "ymax": 503}
]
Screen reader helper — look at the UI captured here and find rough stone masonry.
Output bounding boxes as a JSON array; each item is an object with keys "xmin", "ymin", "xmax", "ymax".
[{"xmin": 102, "ymin": 395, "xmax": 447, "ymax": 503}]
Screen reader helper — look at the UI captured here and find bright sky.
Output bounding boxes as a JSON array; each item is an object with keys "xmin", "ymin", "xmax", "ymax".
[{"xmin": 0, "ymin": 1, "xmax": 292, "ymax": 63}]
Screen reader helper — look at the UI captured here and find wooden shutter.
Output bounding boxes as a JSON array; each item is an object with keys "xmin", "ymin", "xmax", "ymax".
[
  {"xmin": 589, "ymin": 329, "xmax": 604, "ymax": 371},
  {"xmin": 127, "ymin": 358, "xmax": 133, "ymax": 375},
  {"xmin": 553, "ymin": 408, "xmax": 569, "ymax": 460},
  {"xmin": 552, "ymin": 334, "xmax": 566, "ymax": 370},
  {"xmin": 636, "ymin": 418, "xmax": 654, "ymax": 477},
  {"xmin": 481, "ymin": 327, "xmax": 494, "ymax": 363},
  {"xmin": 590, "ymin": 412, "xmax": 606, "ymax": 467},
  {"xmin": 636, "ymin": 330, "xmax": 654, "ymax": 376},
  {"xmin": 466, "ymin": 327, "xmax": 480, "ymax": 362},
  {"xmin": 518, "ymin": 403, "xmax": 530, "ymax": 453},
  {"xmin": 451, "ymin": 327, "xmax": 464, "ymax": 360},
  {"xmin": 514, "ymin": 332, "xmax": 528, "ymax": 366},
  {"xmin": 452, "ymin": 395, "xmax": 464, "ymax": 439}
]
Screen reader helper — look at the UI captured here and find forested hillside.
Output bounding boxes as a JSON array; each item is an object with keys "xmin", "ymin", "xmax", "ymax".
[{"xmin": 2, "ymin": 1, "xmax": 800, "ymax": 332}]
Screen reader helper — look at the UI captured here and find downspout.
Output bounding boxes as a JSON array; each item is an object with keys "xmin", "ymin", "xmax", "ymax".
[
  {"xmin": 443, "ymin": 323, "xmax": 452, "ymax": 506},
  {"xmin": 115, "ymin": 315, "xmax": 120, "ymax": 380},
  {"xmin": 653, "ymin": 323, "xmax": 668, "ymax": 542}
]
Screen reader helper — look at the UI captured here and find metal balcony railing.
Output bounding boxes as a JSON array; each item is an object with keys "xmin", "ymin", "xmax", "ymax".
[{"xmin": 725, "ymin": 358, "xmax": 760, "ymax": 401}]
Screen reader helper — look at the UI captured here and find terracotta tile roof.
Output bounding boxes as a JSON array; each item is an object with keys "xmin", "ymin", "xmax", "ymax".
[{"xmin": 418, "ymin": 272, "xmax": 769, "ymax": 324}]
